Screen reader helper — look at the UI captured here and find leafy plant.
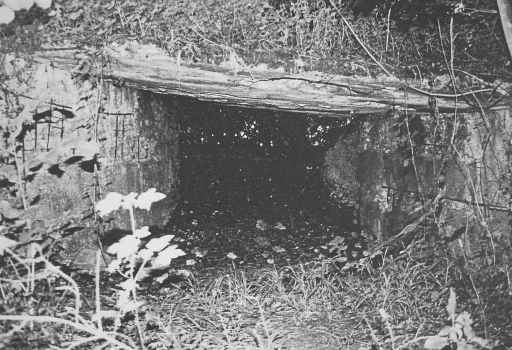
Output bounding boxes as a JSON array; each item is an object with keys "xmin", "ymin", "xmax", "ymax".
[
  {"xmin": 95, "ymin": 189, "xmax": 185, "ymax": 345},
  {"xmin": 0, "ymin": 0, "xmax": 52, "ymax": 24},
  {"xmin": 0, "ymin": 188, "xmax": 184, "ymax": 350},
  {"xmin": 424, "ymin": 288, "xmax": 489, "ymax": 350}
]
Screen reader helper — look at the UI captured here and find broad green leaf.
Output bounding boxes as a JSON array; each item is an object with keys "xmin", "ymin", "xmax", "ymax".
[
  {"xmin": 457, "ymin": 342, "xmax": 471, "ymax": 350},
  {"xmin": 17, "ymin": 0, "xmax": 34, "ymax": 10},
  {"xmin": 0, "ymin": 164, "xmax": 17, "ymax": 183},
  {"xmin": 135, "ymin": 188, "xmax": 166, "ymax": 210},
  {"xmin": 451, "ymin": 324, "xmax": 463, "ymax": 341},
  {"xmin": 152, "ymin": 245, "xmax": 185, "ymax": 268},
  {"xmin": 116, "ymin": 288, "xmax": 131, "ymax": 310},
  {"xmin": 0, "ymin": 236, "xmax": 18, "ymax": 255},
  {"xmin": 119, "ymin": 300, "xmax": 144, "ymax": 314},
  {"xmin": 107, "ymin": 235, "xmax": 140, "ymax": 260},
  {"xmin": 107, "ymin": 259, "xmax": 121, "ymax": 273},
  {"xmin": 121, "ymin": 192, "xmax": 138, "ymax": 209},
  {"xmin": 464, "ymin": 325, "xmax": 476, "ymax": 340},
  {"xmin": 146, "ymin": 235, "xmax": 174, "ymax": 253},
  {"xmin": 10, "ymin": 280, "xmax": 24, "ymax": 292},
  {"xmin": 470, "ymin": 336, "xmax": 489, "ymax": 348},
  {"xmin": 438, "ymin": 326, "xmax": 451, "ymax": 336},
  {"xmin": 424, "ymin": 336, "xmax": 449, "ymax": 349},
  {"xmin": 446, "ymin": 288, "xmax": 456, "ymax": 317},
  {"xmin": 134, "ymin": 226, "xmax": 151, "ymax": 238},
  {"xmin": 156, "ymin": 273, "xmax": 169, "ymax": 283},
  {"xmin": 35, "ymin": 0, "xmax": 52, "ymax": 10},
  {"xmin": 0, "ymin": 200, "xmax": 23, "ymax": 219},
  {"xmin": 138, "ymin": 248, "xmax": 153, "ymax": 261},
  {"xmin": 68, "ymin": 8, "xmax": 83, "ymax": 20},
  {"xmin": 456, "ymin": 311, "xmax": 473, "ymax": 327},
  {"xmin": 96, "ymin": 192, "xmax": 123, "ymax": 216},
  {"xmin": 119, "ymin": 279, "xmax": 137, "ymax": 291},
  {"xmin": 3, "ymin": 0, "xmax": 22, "ymax": 11}
]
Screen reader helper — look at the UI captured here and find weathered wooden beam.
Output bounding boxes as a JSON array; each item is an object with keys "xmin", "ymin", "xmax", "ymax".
[{"xmin": 35, "ymin": 47, "xmax": 510, "ymax": 117}]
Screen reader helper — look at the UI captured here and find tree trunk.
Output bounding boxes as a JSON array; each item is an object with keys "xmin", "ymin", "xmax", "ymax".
[{"xmin": 498, "ymin": 0, "xmax": 512, "ymax": 59}]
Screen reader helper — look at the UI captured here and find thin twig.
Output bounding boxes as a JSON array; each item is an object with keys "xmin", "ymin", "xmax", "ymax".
[
  {"xmin": 328, "ymin": 1, "xmax": 501, "ymax": 105},
  {"xmin": 95, "ymin": 248, "xmax": 103, "ymax": 331},
  {"xmin": 328, "ymin": 0, "xmax": 393, "ymax": 77}
]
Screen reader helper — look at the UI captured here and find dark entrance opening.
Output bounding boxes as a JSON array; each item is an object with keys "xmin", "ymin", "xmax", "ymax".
[{"xmin": 167, "ymin": 97, "xmax": 359, "ymax": 267}]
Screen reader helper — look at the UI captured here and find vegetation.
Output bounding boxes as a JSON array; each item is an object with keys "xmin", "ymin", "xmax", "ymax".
[
  {"xmin": 0, "ymin": 0, "xmax": 508, "ymax": 76},
  {"xmin": 1, "ymin": 0, "xmax": 512, "ymax": 349}
]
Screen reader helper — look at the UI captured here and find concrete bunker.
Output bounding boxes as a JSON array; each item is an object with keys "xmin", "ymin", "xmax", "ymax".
[{"xmin": 3, "ymin": 51, "xmax": 512, "ymax": 269}]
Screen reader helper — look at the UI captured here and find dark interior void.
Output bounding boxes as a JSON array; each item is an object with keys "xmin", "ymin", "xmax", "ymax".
[
  {"xmin": 171, "ymin": 98, "xmax": 354, "ymax": 228},
  {"xmin": 164, "ymin": 96, "xmax": 362, "ymax": 267}
]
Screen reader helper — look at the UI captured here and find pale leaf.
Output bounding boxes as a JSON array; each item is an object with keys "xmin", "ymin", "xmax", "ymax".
[
  {"xmin": 464, "ymin": 325, "xmax": 476, "ymax": 340},
  {"xmin": 137, "ymin": 267, "xmax": 149, "ymax": 281},
  {"xmin": 119, "ymin": 278, "xmax": 137, "ymax": 291},
  {"xmin": 0, "ymin": 6, "xmax": 14, "ymax": 24},
  {"xmin": 134, "ymin": 226, "xmax": 151, "ymax": 238},
  {"xmin": 451, "ymin": 325, "xmax": 463, "ymax": 341},
  {"xmin": 138, "ymin": 248, "xmax": 153, "ymax": 261},
  {"xmin": 446, "ymin": 288, "xmax": 456, "ymax": 317},
  {"xmin": 457, "ymin": 342, "xmax": 471, "ymax": 350},
  {"xmin": 177, "ymin": 270, "xmax": 191, "ymax": 278},
  {"xmin": 470, "ymin": 336, "xmax": 489, "ymax": 348},
  {"xmin": 146, "ymin": 235, "xmax": 174, "ymax": 253},
  {"xmin": 155, "ymin": 273, "xmax": 168, "ymax": 284},
  {"xmin": 456, "ymin": 311, "xmax": 473, "ymax": 327},
  {"xmin": 116, "ymin": 289, "xmax": 131, "ymax": 310},
  {"xmin": 10, "ymin": 280, "xmax": 24, "ymax": 291},
  {"xmin": 107, "ymin": 259, "xmax": 121, "ymax": 273},
  {"xmin": 0, "ymin": 200, "xmax": 23, "ymax": 219},
  {"xmin": 119, "ymin": 300, "xmax": 144, "ymax": 314},
  {"xmin": 96, "ymin": 192, "xmax": 123, "ymax": 217},
  {"xmin": 0, "ymin": 164, "xmax": 17, "ymax": 183},
  {"xmin": 17, "ymin": 0, "xmax": 34, "ymax": 10},
  {"xmin": 328, "ymin": 236, "xmax": 345, "ymax": 246},
  {"xmin": 424, "ymin": 336, "xmax": 449, "ymax": 349},
  {"xmin": 438, "ymin": 326, "xmax": 452, "ymax": 336},
  {"xmin": 274, "ymin": 222, "xmax": 286, "ymax": 230},
  {"xmin": 121, "ymin": 192, "xmax": 138, "ymax": 209},
  {"xmin": 152, "ymin": 245, "xmax": 185, "ymax": 268},
  {"xmin": 107, "ymin": 235, "xmax": 140, "ymax": 260},
  {"xmin": 135, "ymin": 188, "xmax": 166, "ymax": 211},
  {"xmin": 35, "ymin": 0, "xmax": 52, "ymax": 9},
  {"xmin": 3, "ymin": 0, "xmax": 21, "ymax": 11},
  {"xmin": 0, "ymin": 236, "xmax": 18, "ymax": 255}
]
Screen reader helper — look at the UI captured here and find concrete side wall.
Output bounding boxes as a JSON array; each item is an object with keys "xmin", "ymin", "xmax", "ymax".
[
  {"xmin": 3, "ymin": 61, "xmax": 180, "ymax": 268},
  {"xmin": 325, "ymin": 111, "xmax": 512, "ymax": 248}
]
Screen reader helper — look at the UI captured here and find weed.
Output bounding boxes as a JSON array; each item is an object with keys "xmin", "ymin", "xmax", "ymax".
[{"xmin": 0, "ymin": 188, "xmax": 184, "ymax": 350}]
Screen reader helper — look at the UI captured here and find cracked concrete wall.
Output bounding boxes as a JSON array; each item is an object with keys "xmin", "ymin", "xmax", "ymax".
[
  {"xmin": 325, "ymin": 110, "xmax": 512, "ymax": 246},
  {"xmin": 3, "ymin": 60, "xmax": 180, "ymax": 269}
]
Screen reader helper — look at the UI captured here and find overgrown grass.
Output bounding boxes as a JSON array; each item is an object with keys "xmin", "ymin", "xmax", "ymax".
[
  {"xmin": 3, "ymin": 233, "xmax": 508, "ymax": 349},
  {"xmin": 146, "ymin": 243, "xmax": 507, "ymax": 349}
]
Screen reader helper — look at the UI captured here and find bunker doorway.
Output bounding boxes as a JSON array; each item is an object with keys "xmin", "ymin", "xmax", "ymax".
[{"xmin": 166, "ymin": 97, "xmax": 360, "ymax": 267}]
